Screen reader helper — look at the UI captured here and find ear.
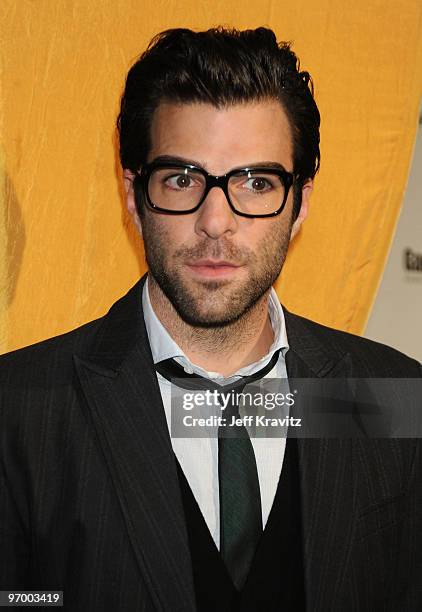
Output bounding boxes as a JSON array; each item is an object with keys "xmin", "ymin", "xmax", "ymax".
[
  {"xmin": 290, "ymin": 179, "xmax": 313, "ymax": 241},
  {"xmin": 123, "ymin": 169, "xmax": 143, "ymax": 238}
]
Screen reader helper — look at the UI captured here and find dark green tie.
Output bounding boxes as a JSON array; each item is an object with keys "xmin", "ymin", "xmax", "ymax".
[
  {"xmin": 155, "ymin": 349, "xmax": 280, "ymax": 590},
  {"xmin": 217, "ymin": 387, "xmax": 262, "ymax": 590}
]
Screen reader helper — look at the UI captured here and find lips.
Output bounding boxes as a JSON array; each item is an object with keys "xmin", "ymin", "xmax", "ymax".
[
  {"xmin": 186, "ymin": 259, "xmax": 243, "ymax": 278},
  {"xmin": 190, "ymin": 259, "xmax": 240, "ymax": 268}
]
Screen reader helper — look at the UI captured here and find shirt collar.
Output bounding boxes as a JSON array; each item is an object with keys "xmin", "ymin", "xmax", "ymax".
[{"xmin": 142, "ymin": 275, "xmax": 289, "ymax": 380}]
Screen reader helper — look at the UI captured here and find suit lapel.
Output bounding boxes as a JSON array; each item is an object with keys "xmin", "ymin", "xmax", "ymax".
[
  {"xmin": 74, "ymin": 277, "xmax": 196, "ymax": 612},
  {"xmin": 284, "ymin": 311, "xmax": 356, "ymax": 611}
]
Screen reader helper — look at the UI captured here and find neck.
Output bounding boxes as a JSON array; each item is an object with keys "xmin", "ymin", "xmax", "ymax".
[{"xmin": 148, "ymin": 278, "xmax": 274, "ymax": 377}]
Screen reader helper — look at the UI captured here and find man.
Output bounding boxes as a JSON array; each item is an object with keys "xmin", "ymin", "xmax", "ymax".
[{"xmin": 1, "ymin": 27, "xmax": 421, "ymax": 612}]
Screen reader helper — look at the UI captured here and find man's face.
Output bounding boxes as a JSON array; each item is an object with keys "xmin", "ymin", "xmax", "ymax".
[{"xmin": 125, "ymin": 100, "xmax": 311, "ymax": 327}]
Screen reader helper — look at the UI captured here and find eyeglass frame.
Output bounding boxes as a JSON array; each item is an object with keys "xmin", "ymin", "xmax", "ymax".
[{"xmin": 135, "ymin": 160, "xmax": 296, "ymax": 219}]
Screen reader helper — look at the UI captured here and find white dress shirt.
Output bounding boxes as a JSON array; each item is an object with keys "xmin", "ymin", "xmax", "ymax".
[{"xmin": 142, "ymin": 276, "xmax": 289, "ymax": 549}]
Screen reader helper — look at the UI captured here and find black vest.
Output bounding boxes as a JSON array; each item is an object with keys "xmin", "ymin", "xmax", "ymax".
[{"xmin": 176, "ymin": 438, "xmax": 305, "ymax": 612}]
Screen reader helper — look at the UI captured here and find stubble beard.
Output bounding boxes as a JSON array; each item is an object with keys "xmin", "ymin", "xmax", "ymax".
[{"xmin": 141, "ymin": 213, "xmax": 293, "ymax": 329}]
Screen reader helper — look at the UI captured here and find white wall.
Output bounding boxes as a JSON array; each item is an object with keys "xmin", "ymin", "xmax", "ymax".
[{"xmin": 365, "ymin": 118, "xmax": 422, "ymax": 362}]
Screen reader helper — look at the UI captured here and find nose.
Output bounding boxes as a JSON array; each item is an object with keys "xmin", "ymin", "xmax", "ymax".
[{"xmin": 194, "ymin": 186, "xmax": 238, "ymax": 239}]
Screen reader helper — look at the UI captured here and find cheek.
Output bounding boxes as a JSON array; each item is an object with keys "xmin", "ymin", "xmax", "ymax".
[
  {"xmin": 253, "ymin": 217, "xmax": 288, "ymax": 246},
  {"xmin": 142, "ymin": 214, "xmax": 189, "ymax": 254},
  {"xmin": 258, "ymin": 216, "xmax": 293, "ymax": 257}
]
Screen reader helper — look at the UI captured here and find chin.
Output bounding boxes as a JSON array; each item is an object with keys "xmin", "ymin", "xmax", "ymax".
[{"xmin": 173, "ymin": 294, "xmax": 257, "ymax": 328}]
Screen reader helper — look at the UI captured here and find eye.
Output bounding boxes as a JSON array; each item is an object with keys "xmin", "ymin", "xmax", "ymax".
[
  {"xmin": 164, "ymin": 173, "xmax": 199, "ymax": 190},
  {"xmin": 243, "ymin": 175, "xmax": 275, "ymax": 193}
]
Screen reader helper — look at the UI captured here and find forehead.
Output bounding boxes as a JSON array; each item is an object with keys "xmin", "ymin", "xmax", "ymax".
[{"xmin": 148, "ymin": 100, "xmax": 293, "ymax": 173}]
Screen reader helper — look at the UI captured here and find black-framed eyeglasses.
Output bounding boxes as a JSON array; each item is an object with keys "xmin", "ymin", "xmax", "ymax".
[{"xmin": 135, "ymin": 161, "xmax": 295, "ymax": 218}]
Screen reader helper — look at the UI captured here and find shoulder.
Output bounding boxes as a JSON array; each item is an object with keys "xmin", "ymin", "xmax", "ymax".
[
  {"xmin": 284, "ymin": 309, "xmax": 422, "ymax": 377},
  {"xmin": 0, "ymin": 280, "xmax": 147, "ymax": 388},
  {"xmin": 0, "ymin": 317, "xmax": 103, "ymax": 387}
]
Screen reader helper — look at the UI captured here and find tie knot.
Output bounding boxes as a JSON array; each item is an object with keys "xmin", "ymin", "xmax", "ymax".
[
  {"xmin": 217, "ymin": 388, "xmax": 241, "ymax": 421},
  {"xmin": 155, "ymin": 349, "xmax": 280, "ymax": 393}
]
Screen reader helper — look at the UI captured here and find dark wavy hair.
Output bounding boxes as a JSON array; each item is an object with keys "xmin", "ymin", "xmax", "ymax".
[{"xmin": 117, "ymin": 27, "xmax": 320, "ymax": 218}]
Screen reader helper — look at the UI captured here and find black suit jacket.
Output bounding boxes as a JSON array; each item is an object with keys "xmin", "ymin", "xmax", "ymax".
[{"xmin": 1, "ymin": 276, "xmax": 422, "ymax": 611}]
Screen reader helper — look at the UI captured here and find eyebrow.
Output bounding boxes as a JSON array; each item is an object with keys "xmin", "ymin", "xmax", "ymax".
[{"xmin": 149, "ymin": 154, "xmax": 290, "ymax": 173}]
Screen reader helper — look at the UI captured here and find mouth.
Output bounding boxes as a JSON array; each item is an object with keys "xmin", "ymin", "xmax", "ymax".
[{"xmin": 186, "ymin": 259, "xmax": 243, "ymax": 279}]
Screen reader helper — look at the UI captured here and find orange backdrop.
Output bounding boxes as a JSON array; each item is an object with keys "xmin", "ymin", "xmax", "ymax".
[{"xmin": 1, "ymin": 0, "xmax": 421, "ymax": 352}]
